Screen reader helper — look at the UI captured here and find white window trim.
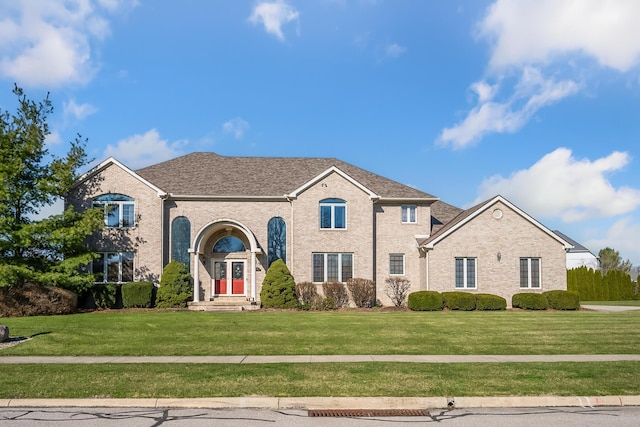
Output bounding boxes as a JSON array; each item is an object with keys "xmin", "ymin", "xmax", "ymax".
[
  {"xmin": 319, "ymin": 199, "xmax": 347, "ymax": 230},
  {"xmin": 389, "ymin": 253, "xmax": 405, "ymax": 275},
  {"xmin": 92, "ymin": 252, "xmax": 134, "ymax": 284},
  {"xmin": 520, "ymin": 257, "xmax": 541, "ymax": 289},
  {"xmin": 93, "ymin": 199, "xmax": 136, "ymax": 228},
  {"xmin": 312, "ymin": 253, "xmax": 353, "ymax": 283},
  {"xmin": 401, "ymin": 205, "xmax": 417, "ymax": 224},
  {"xmin": 455, "ymin": 257, "xmax": 477, "ymax": 289}
]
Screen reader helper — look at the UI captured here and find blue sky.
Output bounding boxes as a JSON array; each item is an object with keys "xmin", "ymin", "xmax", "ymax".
[{"xmin": 1, "ymin": 0, "xmax": 639, "ymax": 268}]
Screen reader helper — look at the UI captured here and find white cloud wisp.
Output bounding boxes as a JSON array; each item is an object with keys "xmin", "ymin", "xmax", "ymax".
[
  {"xmin": 248, "ymin": 0, "xmax": 300, "ymax": 41},
  {"xmin": 474, "ymin": 148, "xmax": 640, "ymax": 222},
  {"xmin": 103, "ymin": 129, "xmax": 186, "ymax": 169},
  {"xmin": 223, "ymin": 118, "xmax": 250, "ymax": 140}
]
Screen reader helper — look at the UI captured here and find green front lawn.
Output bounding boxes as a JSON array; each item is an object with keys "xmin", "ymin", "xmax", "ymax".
[
  {"xmin": 2, "ymin": 310, "xmax": 640, "ymax": 356},
  {"xmin": 1, "ymin": 362, "xmax": 639, "ymax": 398},
  {"xmin": 582, "ymin": 301, "xmax": 640, "ymax": 306}
]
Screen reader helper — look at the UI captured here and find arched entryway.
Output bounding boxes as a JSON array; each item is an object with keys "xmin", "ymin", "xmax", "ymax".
[{"xmin": 190, "ymin": 219, "xmax": 261, "ymax": 302}]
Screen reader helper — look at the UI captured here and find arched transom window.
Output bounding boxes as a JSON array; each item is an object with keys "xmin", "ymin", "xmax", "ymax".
[{"xmin": 213, "ymin": 236, "xmax": 246, "ymax": 253}]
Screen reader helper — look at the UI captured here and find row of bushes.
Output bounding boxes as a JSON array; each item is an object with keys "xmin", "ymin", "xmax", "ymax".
[
  {"xmin": 408, "ymin": 290, "xmax": 580, "ymax": 311},
  {"xmin": 295, "ymin": 278, "xmax": 376, "ymax": 310},
  {"xmin": 408, "ymin": 291, "xmax": 507, "ymax": 311},
  {"xmin": 567, "ymin": 267, "xmax": 638, "ymax": 301},
  {"xmin": 82, "ymin": 260, "xmax": 193, "ymax": 310}
]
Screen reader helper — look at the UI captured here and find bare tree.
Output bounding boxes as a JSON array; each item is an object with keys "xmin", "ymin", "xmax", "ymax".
[{"xmin": 384, "ymin": 277, "xmax": 411, "ymax": 307}]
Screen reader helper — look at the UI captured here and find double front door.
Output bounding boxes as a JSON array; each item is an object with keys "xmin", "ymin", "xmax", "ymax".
[{"xmin": 213, "ymin": 260, "xmax": 245, "ymax": 296}]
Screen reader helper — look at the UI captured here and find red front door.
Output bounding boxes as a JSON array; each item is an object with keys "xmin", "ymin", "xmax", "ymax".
[
  {"xmin": 214, "ymin": 261, "xmax": 227, "ymax": 294},
  {"xmin": 231, "ymin": 261, "xmax": 244, "ymax": 295}
]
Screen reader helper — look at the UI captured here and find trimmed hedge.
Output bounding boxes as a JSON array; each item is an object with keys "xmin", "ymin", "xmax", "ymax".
[
  {"xmin": 90, "ymin": 284, "xmax": 121, "ymax": 309},
  {"xmin": 122, "ymin": 282, "xmax": 155, "ymax": 308},
  {"xmin": 442, "ymin": 291, "xmax": 476, "ymax": 311},
  {"xmin": 543, "ymin": 290, "xmax": 580, "ymax": 310},
  {"xmin": 512, "ymin": 292, "xmax": 548, "ymax": 310},
  {"xmin": 475, "ymin": 293, "xmax": 507, "ymax": 311},
  {"xmin": 408, "ymin": 291, "xmax": 444, "ymax": 311}
]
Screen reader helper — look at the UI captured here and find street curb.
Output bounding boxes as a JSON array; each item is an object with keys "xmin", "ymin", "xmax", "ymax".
[{"xmin": 1, "ymin": 396, "xmax": 639, "ymax": 410}]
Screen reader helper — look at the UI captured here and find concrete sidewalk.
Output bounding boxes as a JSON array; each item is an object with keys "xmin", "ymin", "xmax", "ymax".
[{"xmin": 1, "ymin": 354, "xmax": 640, "ymax": 364}]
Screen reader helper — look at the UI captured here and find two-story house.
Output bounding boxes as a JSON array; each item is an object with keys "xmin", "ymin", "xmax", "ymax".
[{"xmin": 68, "ymin": 152, "xmax": 571, "ymax": 308}]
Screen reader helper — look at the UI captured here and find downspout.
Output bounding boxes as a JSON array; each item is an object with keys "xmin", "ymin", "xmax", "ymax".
[
  {"xmin": 159, "ymin": 193, "xmax": 168, "ymax": 284},
  {"xmin": 287, "ymin": 195, "xmax": 294, "ymax": 277}
]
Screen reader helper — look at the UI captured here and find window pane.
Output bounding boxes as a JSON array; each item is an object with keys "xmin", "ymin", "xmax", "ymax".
[
  {"xmin": 467, "ymin": 258, "xmax": 476, "ymax": 288},
  {"xmin": 327, "ymin": 254, "xmax": 339, "ymax": 281},
  {"xmin": 122, "ymin": 204, "xmax": 135, "ymax": 227},
  {"xmin": 390, "ymin": 254, "xmax": 404, "ymax": 275},
  {"xmin": 531, "ymin": 258, "xmax": 540, "ymax": 288},
  {"xmin": 409, "ymin": 206, "xmax": 416, "ymax": 222},
  {"xmin": 341, "ymin": 254, "xmax": 353, "ymax": 282},
  {"xmin": 93, "ymin": 253, "xmax": 105, "ymax": 282},
  {"xmin": 401, "ymin": 206, "xmax": 408, "ymax": 223},
  {"xmin": 334, "ymin": 205, "xmax": 346, "ymax": 229},
  {"xmin": 122, "ymin": 253, "xmax": 134, "ymax": 282},
  {"xmin": 320, "ymin": 206, "xmax": 332, "ymax": 228},
  {"xmin": 267, "ymin": 217, "xmax": 286, "ymax": 267},
  {"xmin": 106, "ymin": 204, "xmax": 119, "ymax": 227},
  {"xmin": 455, "ymin": 258, "xmax": 464, "ymax": 288},
  {"xmin": 520, "ymin": 259, "xmax": 529, "ymax": 287},
  {"xmin": 107, "ymin": 253, "xmax": 120, "ymax": 282},
  {"xmin": 312, "ymin": 254, "xmax": 324, "ymax": 282}
]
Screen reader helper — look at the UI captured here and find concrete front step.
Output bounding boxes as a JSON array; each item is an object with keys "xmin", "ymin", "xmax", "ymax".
[{"xmin": 188, "ymin": 299, "xmax": 260, "ymax": 312}]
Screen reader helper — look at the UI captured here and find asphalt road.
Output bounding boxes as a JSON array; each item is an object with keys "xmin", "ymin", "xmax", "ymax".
[{"xmin": 1, "ymin": 406, "xmax": 639, "ymax": 427}]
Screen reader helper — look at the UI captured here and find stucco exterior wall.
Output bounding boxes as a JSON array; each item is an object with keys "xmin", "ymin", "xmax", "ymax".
[
  {"xmin": 67, "ymin": 164, "xmax": 163, "ymax": 283},
  {"xmin": 374, "ymin": 203, "xmax": 431, "ymax": 305},
  {"xmin": 426, "ymin": 201, "xmax": 567, "ymax": 306}
]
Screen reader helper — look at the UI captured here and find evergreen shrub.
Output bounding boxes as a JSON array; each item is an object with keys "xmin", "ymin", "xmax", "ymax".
[
  {"xmin": 407, "ymin": 291, "xmax": 444, "ymax": 311},
  {"xmin": 91, "ymin": 284, "xmax": 121, "ymax": 309},
  {"xmin": 156, "ymin": 261, "xmax": 192, "ymax": 308},
  {"xmin": 442, "ymin": 291, "xmax": 476, "ymax": 311},
  {"xmin": 512, "ymin": 293, "xmax": 548, "ymax": 310},
  {"xmin": 260, "ymin": 259, "xmax": 298, "ymax": 309},
  {"xmin": 543, "ymin": 290, "xmax": 580, "ymax": 310},
  {"xmin": 122, "ymin": 282, "xmax": 155, "ymax": 308},
  {"xmin": 322, "ymin": 281, "xmax": 349, "ymax": 308},
  {"xmin": 475, "ymin": 293, "xmax": 507, "ymax": 310}
]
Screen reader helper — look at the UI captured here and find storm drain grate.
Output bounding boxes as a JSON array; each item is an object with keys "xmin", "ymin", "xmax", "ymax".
[{"xmin": 308, "ymin": 408, "xmax": 430, "ymax": 417}]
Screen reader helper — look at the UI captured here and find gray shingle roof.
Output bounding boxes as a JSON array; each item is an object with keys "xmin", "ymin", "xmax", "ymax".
[
  {"xmin": 135, "ymin": 152, "xmax": 436, "ymax": 199},
  {"xmin": 430, "ymin": 200, "xmax": 464, "ymax": 234}
]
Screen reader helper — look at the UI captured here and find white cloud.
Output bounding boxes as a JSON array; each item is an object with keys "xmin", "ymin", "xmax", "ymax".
[
  {"xmin": 223, "ymin": 118, "xmax": 250, "ymax": 140},
  {"xmin": 63, "ymin": 98, "xmax": 97, "ymax": 121},
  {"xmin": 439, "ymin": 68, "xmax": 579, "ymax": 148},
  {"xmin": 45, "ymin": 131, "xmax": 63, "ymax": 146},
  {"xmin": 384, "ymin": 43, "xmax": 406, "ymax": 58},
  {"xmin": 585, "ymin": 217, "xmax": 640, "ymax": 266},
  {"xmin": 440, "ymin": 0, "xmax": 640, "ymax": 147},
  {"xmin": 0, "ymin": 0, "xmax": 137, "ymax": 88},
  {"xmin": 478, "ymin": 0, "xmax": 640, "ymax": 72},
  {"xmin": 474, "ymin": 148, "xmax": 640, "ymax": 222},
  {"xmin": 248, "ymin": 0, "xmax": 300, "ymax": 41},
  {"xmin": 103, "ymin": 129, "xmax": 186, "ymax": 169}
]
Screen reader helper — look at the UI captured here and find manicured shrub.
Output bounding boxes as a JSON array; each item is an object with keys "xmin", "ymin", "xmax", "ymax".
[
  {"xmin": 295, "ymin": 282, "xmax": 320, "ymax": 310},
  {"xmin": 322, "ymin": 281, "xmax": 349, "ymax": 308},
  {"xmin": 512, "ymin": 292, "xmax": 548, "ymax": 310},
  {"xmin": 384, "ymin": 277, "xmax": 411, "ymax": 307},
  {"xmin": 407, "ymin": 291, "xmax": 444, "ymax": 311},
  {"xmin": 543, "ymin": 290, "xmax": 580, "ymax": 310},
  {"xmin": 346, "ymin": 278, "xmax": 375, "ymax": 308},
  {"xmin": 442, "ymin": 291, "xmax": 476, "ymax": 311},
  {"xmin": 475, "ymin": 293, "xmax": 507, "ymax": 311},
  {"xmin": 321, "ymin": 297, "xmax": 337, "ymax": 311},
  {"xmin": 260, "ymin": 259, "xmax": 298, "ymax": 309},
  {"xmin": 156, "ymin": 261, "xmax": 192, "ymax": 308},
  {"xmin": 122, "ymin": 282, "xmax": 155, "ymax": 308},
  {"xmin": 91, "ymin": 284, "xmax": 121, "ymax": 309}
]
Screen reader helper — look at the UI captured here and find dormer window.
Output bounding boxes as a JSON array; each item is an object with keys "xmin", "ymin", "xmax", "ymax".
[
  {"xmin": 93, "ymin": 194, "xmax": 135, "ymax": 228},
  {"xmin": 320, "ymin": 198, "xmax": 346, "ymax": 229}
]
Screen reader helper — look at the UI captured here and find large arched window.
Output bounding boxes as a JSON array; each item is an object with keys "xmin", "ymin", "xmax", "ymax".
[
  {"xmin": 93, "ymin": 194, "xmax": 135, "ymax": 228},
  {"xmin": 213, "ymin": 236, "xmax": 246, "ymax": 253},
  {"xmin": 319, "ymin": 198, "xmax": 346, "ymax": 229},
  {"xmin": 171, "ymin": 216, "xmax": 191, "ymax": 271},
  {"xmin": 268, "ymin": 217, "xmax": 286, "ymax": 267}
]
